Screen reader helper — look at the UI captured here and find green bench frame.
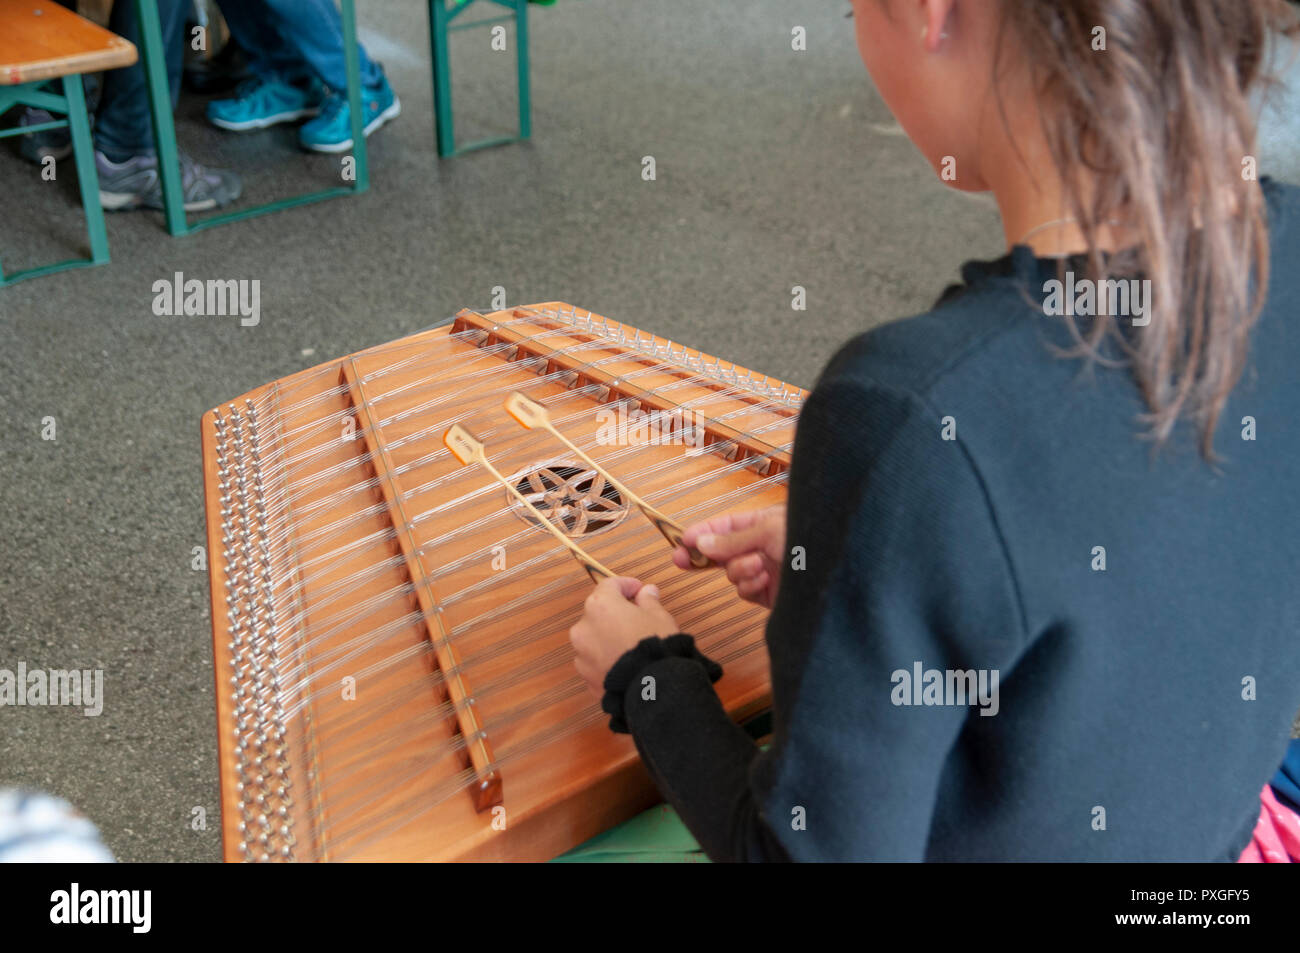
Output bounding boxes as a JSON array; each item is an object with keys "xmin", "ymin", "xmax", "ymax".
[
  {"xmin": 430, "ymin": 0, "xmax": 532, "ymax": 157},
  {"xmin": 0, "ymin": 75, "xmax": 107, "ymax": 286}
]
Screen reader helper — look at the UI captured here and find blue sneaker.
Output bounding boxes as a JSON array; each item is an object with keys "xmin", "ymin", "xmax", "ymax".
[
  {"xmin": 298, "ymin": 70, "xmax": 400, "ymax": 153},
  {"xmin": 207, "ymin": 74, "xmax": 324, "ymax": 132}
]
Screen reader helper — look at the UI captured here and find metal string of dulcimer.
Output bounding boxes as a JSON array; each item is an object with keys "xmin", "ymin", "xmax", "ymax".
[
  {"xmin": 202, "ymin": 303, "xmax": 805, "ymax": 861},
  {"xmin": 227, "ymin": 363, "xmax": 795, "ymax": 652}
]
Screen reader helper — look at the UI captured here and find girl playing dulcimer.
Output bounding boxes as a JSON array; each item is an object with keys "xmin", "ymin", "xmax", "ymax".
[{"xmin": 568, "ymin": 0, "xmax": 1300, "ymax": 861}]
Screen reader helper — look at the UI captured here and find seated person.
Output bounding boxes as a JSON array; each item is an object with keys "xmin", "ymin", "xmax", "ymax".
[
  {"xmin": 207, "ymin": 0, "xmax": 399, "ymax": 153},
  {"xmin": 567, "ymin": 0, "xmax": 1300, "ymax": 861},
  {"xmin": 14, "ymin": 0, "xmax": 240, "ymax": 212}
]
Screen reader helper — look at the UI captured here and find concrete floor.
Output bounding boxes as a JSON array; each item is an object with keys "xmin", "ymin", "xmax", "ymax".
[{"xmin": 0, "ymin": 2, "xmax": 1296, "ymax": 862}]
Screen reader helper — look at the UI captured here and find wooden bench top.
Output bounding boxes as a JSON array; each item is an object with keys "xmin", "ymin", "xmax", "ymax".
[{"xmin": 0, "ymin": 0, "xmax": 137, "ymax": 86}]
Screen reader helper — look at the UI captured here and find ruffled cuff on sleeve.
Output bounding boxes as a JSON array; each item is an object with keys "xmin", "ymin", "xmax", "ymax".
[{"xmin": 601, "ymin": 633, "xmax": 723, "ymax": 734}]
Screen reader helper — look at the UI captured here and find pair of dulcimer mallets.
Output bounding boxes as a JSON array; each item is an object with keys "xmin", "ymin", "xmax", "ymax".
[{"xmin": 443, "ymin": 391, "xmax": 711, "ymax": 582}]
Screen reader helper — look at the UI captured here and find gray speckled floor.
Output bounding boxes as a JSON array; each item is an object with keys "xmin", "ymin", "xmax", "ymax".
[{"xmin": 0, "ymin": 3, "xmax": 1296, "ymax": 863}]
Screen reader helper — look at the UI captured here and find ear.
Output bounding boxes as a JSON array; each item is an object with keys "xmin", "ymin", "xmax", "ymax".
[{"xmin": 920, "ymin": 0, "xmax": 956, "ymax": 52}]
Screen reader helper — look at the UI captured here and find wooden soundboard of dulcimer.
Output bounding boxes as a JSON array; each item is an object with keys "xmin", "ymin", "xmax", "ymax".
[{"xmin": 199, "ymin": 302, "xmax": 807, "ymax": 861}]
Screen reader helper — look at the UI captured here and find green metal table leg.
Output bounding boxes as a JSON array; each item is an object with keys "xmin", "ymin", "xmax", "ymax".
[
  {"xmin": 427, "ymin": 0, "xmax": 533, "ymax": 158},
  {"xmin": 340, "ymin": 0, "xmax": 369, "ymax": 192},
  {"xmin": 515, "ymin": 0, "xmax": 530, "ymax": 141},
  {"xmin": 429, "ymin": 0, "xmax": 455, "ymax": 158},
  {"xmin": 135, "ymin": 0, "xmax": 189, "ymax": 235},
  {"xmin": 0, "ymin": 78, "xmax": 112, "ymax": 285},
  {"xmin": 62, "ymin": 74, "xmax": 109, "ymax": 265}
]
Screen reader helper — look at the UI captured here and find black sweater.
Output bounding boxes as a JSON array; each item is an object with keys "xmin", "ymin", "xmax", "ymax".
[{"xmin": 610, "ymin": 179, "xmax": 1300, "ymax": 861}]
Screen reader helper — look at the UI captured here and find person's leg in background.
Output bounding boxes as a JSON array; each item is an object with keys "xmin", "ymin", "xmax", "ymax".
[
  {"xmin": 206, "ymin": 0, "xmax": 326, "ymax": 132},
  {"xmin": 255, "ymin": 0, "xmax": 399, "ymax": 153},
  {"xmin": 95, "ymin": 0, "xmax": 241, "ymax": 211}
]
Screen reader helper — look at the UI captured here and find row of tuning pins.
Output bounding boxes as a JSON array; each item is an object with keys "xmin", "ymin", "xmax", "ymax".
[
  {"xmin": 540, "ymin": 304, "xmax": 802, "ymax": 408},
  {"xmin": 212, "ymin": 399, "xmax": 297, "ymax": 862}
]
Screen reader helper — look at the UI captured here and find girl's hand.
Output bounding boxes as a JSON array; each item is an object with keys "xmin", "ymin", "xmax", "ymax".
[
  {"xmin": 569, "ymin": 576, "xmax": 679, "ymax": 695},
  {"xmin": 673, "ymin": 505, "xmax": 787, "ymax": 609}
]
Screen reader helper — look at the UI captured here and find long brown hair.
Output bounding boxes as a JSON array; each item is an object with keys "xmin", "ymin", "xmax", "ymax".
[{"xmin": 996, "ymin": 0, "xmax": 1299, "ymax": 456}]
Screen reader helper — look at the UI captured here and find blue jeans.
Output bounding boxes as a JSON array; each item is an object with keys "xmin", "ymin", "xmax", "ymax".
[
  {"xmin": 94, "ymin": 0, "xmax": 188, "ymax": 161},
  {"xmin": 217, "ymin": 0, "xmax": 382, "ymax": 93}
]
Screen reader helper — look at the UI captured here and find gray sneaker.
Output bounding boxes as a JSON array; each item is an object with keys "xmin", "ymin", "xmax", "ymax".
[
  {"xmin": 18, "ymin": 108, "xmax": 73, "ymax": 164},
  {"xmin": 96, "ymin": 150, "xmax": 242, "ymax": 212}
]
